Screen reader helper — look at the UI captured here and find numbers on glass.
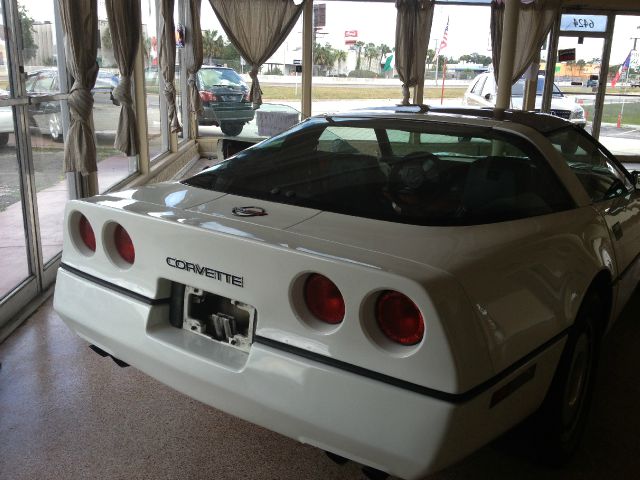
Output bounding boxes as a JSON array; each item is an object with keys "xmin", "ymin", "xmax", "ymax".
[{"xmin": 572, "ymin": 18, "xmax": 595, "ymax": 29}]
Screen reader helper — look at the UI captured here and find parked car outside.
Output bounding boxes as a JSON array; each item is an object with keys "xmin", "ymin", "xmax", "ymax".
[
  {"xmin": 25, "ymin": 68, "xmax": 119, "ymax": 141},
  {"xmin": 463, "ymin": 72, "xmax": 586, "ymax": 127},
  {"xmin": 144, "ymin": 65, "xmax": 255, "ymax": 137},
  {"xmin": 55, "ymin": 105, "xmax": 640, "ymax": 479},
  {"xmin": 0, "ymin": 106, "xmax": 13, "ymax": 146},
  {"xmin": 196, "ymin": 66, "xmax": 254, "ymax": 136}
]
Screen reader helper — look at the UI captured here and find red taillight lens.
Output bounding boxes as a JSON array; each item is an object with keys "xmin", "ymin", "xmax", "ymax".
[
  {"xmin": 304, "ymin": 274, "xmax": 345, "ymax": 324},
  {"xmin": 199, "ymin": 91, "xmax": 217, "ymax": 102},
  {"xmin": 78, "ymin": 214, "xmax": 96, "ymax": 252},
  {"xmin": 114, "ymin": 224, "xmax": 135, "ymax": 264},
  {"xmin": 376, "ymin": 291, "xmax": 424, "ymax": 345}
]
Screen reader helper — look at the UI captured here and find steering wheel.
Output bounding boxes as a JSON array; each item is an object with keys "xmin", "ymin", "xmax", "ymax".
[{"xmin": 388, "ymin": 151, "xmax": 441, "ymax": 194}]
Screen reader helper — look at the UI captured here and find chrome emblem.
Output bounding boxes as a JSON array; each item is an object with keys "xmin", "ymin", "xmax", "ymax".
[{"xmin": 232, "ymin": 206, "xmax": 267, "ymax": 217}]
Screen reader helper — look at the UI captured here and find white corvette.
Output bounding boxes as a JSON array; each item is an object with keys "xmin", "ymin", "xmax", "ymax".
[{"xmin": 54, "ymin": 106, "xmax": 640, "ymax": 479}]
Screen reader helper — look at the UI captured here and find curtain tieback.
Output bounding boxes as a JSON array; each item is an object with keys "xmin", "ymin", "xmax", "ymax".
[
  {"xmin": 112, "ymin": 76, "xmax": 133, "ymax": 108},
  {"xmin": 68, "ymin": 84, "xmax": 94, "ymax": 123}
]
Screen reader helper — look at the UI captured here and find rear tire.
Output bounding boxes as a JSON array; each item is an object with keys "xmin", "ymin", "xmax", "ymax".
[
  {"xmin": 0, "ymin": 132, "xmax": 8, "ymax": 146},
  {"xmin": 533, "ymin": 293, "xmax": 602, "ymax": 465},
  {"xmin": 220, "ymin": 121, "xmax": 244, "ymax": 137}
]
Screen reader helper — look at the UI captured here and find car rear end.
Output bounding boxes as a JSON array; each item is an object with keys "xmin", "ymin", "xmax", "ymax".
[{"xmin": 52, "ymin": 185, "xmax": 564, "ymax": 479}]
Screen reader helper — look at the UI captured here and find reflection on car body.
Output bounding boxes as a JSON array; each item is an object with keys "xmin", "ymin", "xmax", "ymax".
[{"xmin": 55, "ymin": 106, "xmax": 640, "ymax": 479}]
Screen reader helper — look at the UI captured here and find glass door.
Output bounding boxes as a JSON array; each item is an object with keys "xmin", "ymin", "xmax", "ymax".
[
  {"xmin": 544, "ymin": 12, "xmax": 612, "ymax": 139},
  {"xmin": 0, "ymin": 0, "xmax": 71, "ymax": 333}
]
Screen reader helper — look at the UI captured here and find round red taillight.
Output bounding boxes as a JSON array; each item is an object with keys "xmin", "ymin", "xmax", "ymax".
[
  {"xmin": 376, "ymin": 291, "xmax": 424, "ymax": 346},
  {"xmin": 114, "ymin": 224, "xmax": 135, "ymax": 264},
  {"xmin": 304, "ymin": 274, "xmax": 345, "ymax": 324},
  {"xmin": 78, "ymin": 214, "xmax": 96, "ymax": 252}
]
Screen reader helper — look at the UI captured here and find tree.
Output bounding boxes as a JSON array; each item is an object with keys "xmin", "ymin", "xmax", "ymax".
[
  {"xmin": 101, "ymin": 27, "xmax": 113, "ymax": 51},
  {"xmin": 202, "ymin": 29, "xmax": 224, "ymax": 64},
  {"xmin": 354, "ymin": 41, "xmax": 365, "ymax": 70},
  {"xmin": 458, "ymin": 52, "xmax": 492, "ymax": 66},
  {"xmin": 576, "ymin": 59, "xmax": 586, "ymax": 80},
  {"xmin": 314, "ymin": 42, "xmax": 338, "ymax": 75},
  {"xmin": 19, "ymin": 5, "xmax": 37, "ymax": 63},
  {"xmin": 364, "ymin": 42, "xmax": 377, "ymax": 71},
  {"xmin": 334, "ymin": 49, "xmax": 347, "ymax": 73},
  {"xmin": 377, "ymin": 43, "xmax": 391, "ymax": 73}
]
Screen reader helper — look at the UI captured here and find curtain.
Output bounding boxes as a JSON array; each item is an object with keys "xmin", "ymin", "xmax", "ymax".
[
  {"xmin": 59, "ymin": 0, "xmax": 99, "ymax": 192},
  {"xmin": 106, "ymin": 0, "xmax": 141, "ymax": 156},
  {"xmin": 158, "ymin": 0, "xmax": 182, "ymax": 133},
  {"xmin": 184, "ymin": 0, "xmax": 204, "ymax": 117},
  {"xmin": 491, "ymin": 0, "xmax": 560, "ymax": 85},
  {"xmin": 395, "ymin": 0, "xmax": 434, "ymax": 105},
  {"xmin": 208, "ymin": 0, "xmax": 304, "ymax": 108}
]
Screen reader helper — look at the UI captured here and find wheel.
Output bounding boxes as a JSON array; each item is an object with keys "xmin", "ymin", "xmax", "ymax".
[
  {"xmin": 0, "ymin": 132, "xmax": 8, "ymax": 146},
  {"xmin": 49, "ymin": 113, "xmax": 62, "ymax": 142},
  {"xmin": 220, "ymin": 121, "xmax": 244, "ymax": 137},
  {"xmin": 534, "ymin": 293, "xmax": 602, "ymax": 465}
]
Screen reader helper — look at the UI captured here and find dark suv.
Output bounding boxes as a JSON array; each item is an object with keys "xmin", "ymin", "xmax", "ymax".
[{"xmin": 196, "ymin": 66, "xmax": 254, "ymax": 136}]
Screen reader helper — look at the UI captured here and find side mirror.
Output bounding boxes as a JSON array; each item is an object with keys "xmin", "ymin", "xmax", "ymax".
[{"xmin": 484, "ymin": 93, "xmax": 491, "ymax": 101}]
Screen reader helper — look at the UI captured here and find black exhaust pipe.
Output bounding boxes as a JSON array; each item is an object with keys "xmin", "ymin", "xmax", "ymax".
[
  {"xmin": 89, "ymin": 345, "xmax": 130, "ymax": 368},
  {"xmin": 362, "ymin": 466, "xmax": 389, "ymax": 480}
]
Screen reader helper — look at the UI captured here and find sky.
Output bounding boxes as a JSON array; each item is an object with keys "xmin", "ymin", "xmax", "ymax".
[{"xmin": 16, "ymin": 0, "xmax": 640, "ymax": 68}]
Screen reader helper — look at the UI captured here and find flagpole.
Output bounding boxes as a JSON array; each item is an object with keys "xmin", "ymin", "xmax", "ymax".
[{"xmin": 440, "ymin": 58, "xmax": 447, "ymax": 104}]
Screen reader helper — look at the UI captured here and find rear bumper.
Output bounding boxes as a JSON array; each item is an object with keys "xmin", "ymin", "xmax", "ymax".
[
  {"xmin": 199, "ymin": 104, "xmax": 255, "ymax": 124},
  {"xmin": 53, "ymin": 266, "xmax": 563, "ymax": 479}
]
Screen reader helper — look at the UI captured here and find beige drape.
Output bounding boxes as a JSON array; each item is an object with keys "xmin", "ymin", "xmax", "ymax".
[
  {"xmin": 59, "ymin": 0, "xmax": 99, "ymax": 186},
  {"xmin": 158, "ymin": 0, "xmax": 182, "ymax": 133},
  {"xmin": 106, "ymin": 0, "xmax": 141, "ymax": 156},
  {"xmin": 491, "ymin": 0, "xmax": 560, "ymax": 84},
  {"xmin": 395, "ymin": 0, "xmax": 434, "ymax": 105},
  {"xmin": 208, "ymin": 0, "xmax": 304, "ymax": 108},
  {"xmin": 184, "ymin": 0, "xmax": 204, "ymax": 116}
]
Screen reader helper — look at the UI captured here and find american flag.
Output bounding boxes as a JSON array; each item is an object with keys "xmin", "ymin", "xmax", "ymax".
[
  {"xmin": 438, "ymin": 18, "xmax": 449, "ymax": 55},
  {"xmin": 611, "ymin": 50, "xmax": 632, "ymax": 88}
]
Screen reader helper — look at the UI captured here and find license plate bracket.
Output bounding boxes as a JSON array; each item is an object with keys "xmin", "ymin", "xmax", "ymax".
[{"xmin": 182, "ymin": 286, "xmax": 256, "ymax": 352}]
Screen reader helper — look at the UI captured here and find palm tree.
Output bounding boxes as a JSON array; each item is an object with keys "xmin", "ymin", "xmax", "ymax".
[
  {"xmin": 365, "ymin": 43, "xmax": 378, "ymax": 71},
  {"xmin": 334, "ymin": 50, "xmax": 347, "ymax": 74},
  {"xmin": 202, "ymin": 29, "xmax": 224, "ymax": 64},
  {"xmin": 377, "ymin": 43, "xmax": 391, "ymax": 74},
  {"xmin": 314, "ymin": 43, "xmax": 338, "ymax": 75},
  {"xmin": 354, "ymin": 41, "xmax": 365, "ymax": 70}
]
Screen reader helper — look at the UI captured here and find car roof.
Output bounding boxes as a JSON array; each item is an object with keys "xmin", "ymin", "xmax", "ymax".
[{"xmin": 328, "ymin": 105, "xmax": 570, "ymax": 135}]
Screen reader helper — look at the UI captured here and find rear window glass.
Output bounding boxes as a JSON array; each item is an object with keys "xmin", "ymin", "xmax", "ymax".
[
  {"xmin": 199, "ymin": 68, "xmax": 244, "ymax": 88},
  {"xmin": 184, "ymin": 118, "xmax": 574, "ymax": 226}
]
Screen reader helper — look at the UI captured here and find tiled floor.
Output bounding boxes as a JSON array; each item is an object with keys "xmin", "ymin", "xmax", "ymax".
[{"xmin": 1, "ymin": 291, "xmax": 639, "ymax": 480}]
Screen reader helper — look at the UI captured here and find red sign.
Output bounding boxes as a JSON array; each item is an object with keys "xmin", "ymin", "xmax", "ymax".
[{"xmin": 344, "ymin": 30, "xmax": 358, "ymax": 38}]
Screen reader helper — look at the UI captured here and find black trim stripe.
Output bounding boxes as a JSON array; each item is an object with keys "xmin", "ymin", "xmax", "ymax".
[
  {"xmin": 58, "ymin": 263, "xmax": 568, "ymax": 404},
  {"xmin": 59, "ymin": 263, "xmax": 171, "ymax": 306},
  {"xmin": 255, "ymin": 328, "xmax": 570, "ymax": 405}
]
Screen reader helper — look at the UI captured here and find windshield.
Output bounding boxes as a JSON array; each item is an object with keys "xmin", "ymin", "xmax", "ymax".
[
  {"xmin": 184, "ymin": 118, "xmax": 573, "ymax": 226},
  {"xmin": 511, "ymin": 78, "xmax": 562, "ymax": 97},
  {"xmin": 199, "ymin": 68, "xmax": 244, "ymax": 88}
]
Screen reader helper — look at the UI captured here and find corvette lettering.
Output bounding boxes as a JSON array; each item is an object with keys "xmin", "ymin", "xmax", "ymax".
[{"xmin": 166, "ymin": 257, "xmax": 244, "ymax": 287}]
